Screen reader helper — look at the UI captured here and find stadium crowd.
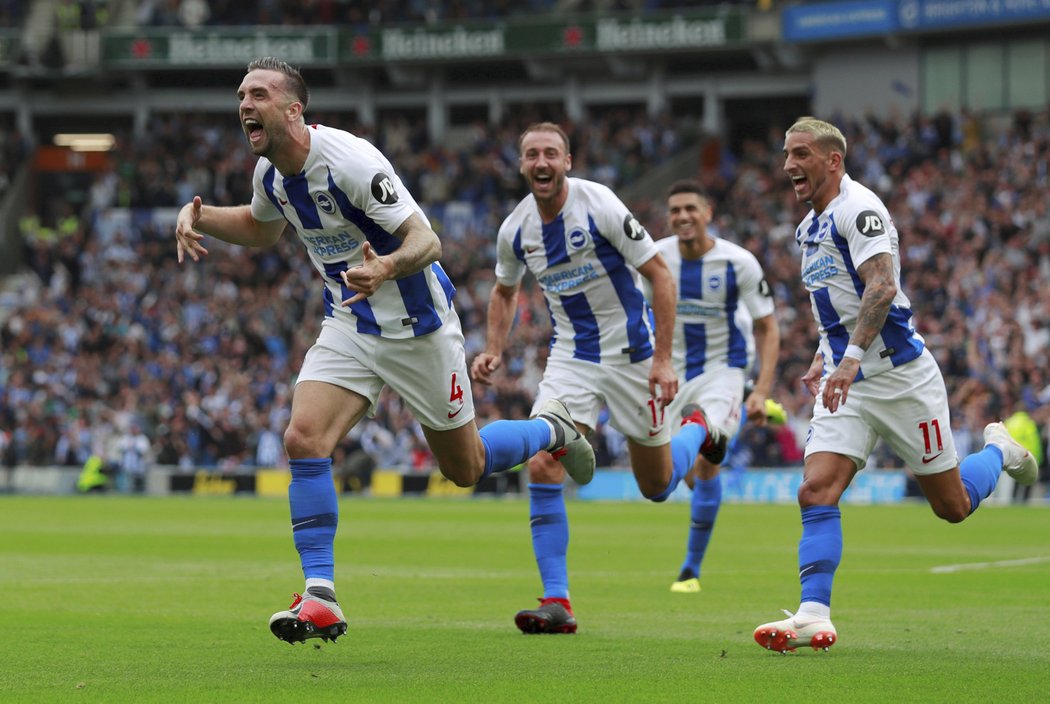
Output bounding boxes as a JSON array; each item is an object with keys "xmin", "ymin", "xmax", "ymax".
[{"xmin": 0, "ymin": 106, "xmax": 1047, "ymax": 493}]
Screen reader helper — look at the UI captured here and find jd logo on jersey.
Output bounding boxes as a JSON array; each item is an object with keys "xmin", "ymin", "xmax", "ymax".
[
  {"xmin": 856, "ymin": 210, "xmax": 885, "ymax": 237},
  {"xmin": 623, "ymin": 213, "xmax": 647, "ymax": 241},
  {"xmin": 371, "ymin": 173, "xmax": 398, "ymax": 204}
]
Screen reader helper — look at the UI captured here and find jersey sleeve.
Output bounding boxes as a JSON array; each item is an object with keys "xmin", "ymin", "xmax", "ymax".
[
  {"xmin": 591, "ymin": 183, "xmax": 659, "ymax": 268},
  {"xmin": 249, "ymin": 160, "xmax": 284, "ymax": 222},
  {"xmin": 737, "ymin": 250, "xmax": 776, "ymax": 319},
  {"xmin": 494, "ymin": 216, "xmax": 526, "ymax": 287},
  {"xmin": 326, "ymin": 135, "xmax": 420, "ymax": 235},
  {"xmin": 836, "ymin": 195, "xmax": 893, "ymax": 269}
]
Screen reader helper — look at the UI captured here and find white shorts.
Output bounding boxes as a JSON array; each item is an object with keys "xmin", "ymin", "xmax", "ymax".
[
  {"xmin": 297, "ymin": 313, "xmax": 475, "ymax": 431},
  {"xmin": 531, "ymin": 356, "xmax": 670, "ymax": 447},
  {"xmin": 805, "ymin": 348, "xmax": 958, "ymax": 475},
  {"xmin": 665, "ymin": 367, "xmax": 746, "ymax": 438}
]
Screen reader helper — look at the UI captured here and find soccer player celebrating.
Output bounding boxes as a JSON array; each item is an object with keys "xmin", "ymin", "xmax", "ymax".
[
  {"xmin": 174, "ymin": 58, "xmax": 594, "ymax": 645},
  {"xmin": 753, "ymin": 117, "xmax": 1038, "ymax": 653},
  {"xmin": 648, "ymin": 181, "xmax": 781, "ymax": 594},
  {"xmin": 471, "ymin": 123, "xmax": 726, "ymax": 634}
]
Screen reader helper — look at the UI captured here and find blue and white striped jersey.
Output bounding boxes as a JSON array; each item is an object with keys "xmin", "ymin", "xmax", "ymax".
[
  {"xmin": 651, "ymin": 236, "xmax": 774, "ymax": 381},
  {"xmin": 495, "ymin": 178, "xmax": 659, "ymax": 365},
  {"xmin": 250, "ymin": 124, "xmax": 455, "ymax": 339},
  {"xmin": 795, "ymin": 173, "xmax": 924, "ymax": 379}
]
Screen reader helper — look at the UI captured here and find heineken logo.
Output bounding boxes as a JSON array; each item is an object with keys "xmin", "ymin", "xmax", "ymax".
[
  {"xmin": 381, "ymin": 27, "xmax": 505, "ymax": 60},
  {"xmin": 168, "ymin": 33, "xmax": 321, "ymax": 63},
  {"xmin": 596, "ymin": 16, "xmax": 727, "ymax": 50}
]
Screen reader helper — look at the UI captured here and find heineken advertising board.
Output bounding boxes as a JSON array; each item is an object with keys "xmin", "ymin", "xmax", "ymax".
[{"xmin": 101, "ymin": 10, "xmax": 746, "ymax": 67}]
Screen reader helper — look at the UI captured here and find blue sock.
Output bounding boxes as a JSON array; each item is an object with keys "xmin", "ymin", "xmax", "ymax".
[
  {"xmin": 798, "ymin": 505, "xmax": 842, "ymax": 607},
  {"xmin": 479, "ymin": 419, "xmax": 552, "ymax": 479},
  {"xmin": 960, "ymin": 445, "xmax": 1003, "ymax": 514},
  {"xmin": 650, "ymin": 424, "xmax": 705, "ymax": 502},
  {"xmin": 529, "ymin": 483, "xmax": 569, "ymax": 599},
  {"xmin": 289, "ymin": 458, "xmax": 338, "ymax": 582},
  {"xmin": 681, "ymin": 476, "xmax": 722, "ymax": 577}
]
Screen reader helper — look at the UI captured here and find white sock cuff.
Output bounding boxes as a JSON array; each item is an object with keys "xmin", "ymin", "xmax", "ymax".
[{"xmin": 797, "ymin": 601, "xmax": 831, "ymax": 620}]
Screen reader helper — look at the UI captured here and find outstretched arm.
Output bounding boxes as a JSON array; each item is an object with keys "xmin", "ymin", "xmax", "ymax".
[{"xmin": 174, "ymin": 196, "xmax": 285, "ymax": 263}]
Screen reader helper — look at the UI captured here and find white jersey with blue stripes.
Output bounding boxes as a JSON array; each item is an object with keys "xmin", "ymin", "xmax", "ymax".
[
  {"xmin": 795, "ymin": 173, "xmax": 924, "ymax": 379},
  {"xmin": 495, "ymin": 178, "xmax": 659, "ymax": 365},
  {"xmin": 250, "ymin": 124, "xmax": 455, "ymax": 340},
  {"xmin": 652, "ymin": 235, "xmax": 774, "ymax": 381}
]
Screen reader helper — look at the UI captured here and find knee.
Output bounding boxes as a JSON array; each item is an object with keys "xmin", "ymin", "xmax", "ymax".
[
  {"xmin": 528, "ymin": 453, "xmax": 566, "ymax": 485},
  {"xmin": 284, "ymin": 423, "xmax": 323, "ymax": 460},
  {"xmin": 639, "ymin": 476, "xmax": 670, "ymax": 501},
  {"xmin": 440, "ymin": 466, "xmax": 481, "ymax": 488},
  {"xmin": 931, "ymin": 501, "xmax": 969, "ymax": 524}
]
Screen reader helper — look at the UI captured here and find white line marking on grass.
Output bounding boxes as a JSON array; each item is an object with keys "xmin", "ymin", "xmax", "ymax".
[{"xmin": 930, "ymin": 556, "xmax": 1050, "ymax": 573}]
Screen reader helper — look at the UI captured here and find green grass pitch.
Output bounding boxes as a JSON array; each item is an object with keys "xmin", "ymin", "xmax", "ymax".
[{"xmin": 1, "ymin": 495, "xmax": 1046, "ymax": 703}]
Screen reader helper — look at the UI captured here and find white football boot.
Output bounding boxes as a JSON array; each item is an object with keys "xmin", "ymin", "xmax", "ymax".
[
  {"xmin": 754, "ymin": 609, "xmax": 837, "ymax": 653},
  {"xmin": 984, "ymin": 422, "xmax": 1038, "ymax": 485}
]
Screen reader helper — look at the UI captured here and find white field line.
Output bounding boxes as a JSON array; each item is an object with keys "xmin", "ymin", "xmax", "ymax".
[{"xmin": 930, "ymin": 556, "xmax": 1050, "ymax": 574}]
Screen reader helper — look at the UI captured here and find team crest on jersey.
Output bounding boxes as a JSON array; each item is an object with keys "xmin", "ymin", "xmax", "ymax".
[
  {"xmin": 856, "ymin": 210, "xmax": 885, "ymax": 237},
  {"xmin": 314, "ymin": 191, "xmax": 336, "ymax": 214},
  {"xmin": 371, "ymin": 173, "xmax": 398, "ymax": 204},
  {"xmin": 799, "ymin": 218, "xmax": 831, "ymax": 255},
  {"xmin": 707, "ymin": 274, "xmax": 722, "ymax": 290},
  {"xmin": 623, "ymin": 213, "xmax": 647, "ymax": 241},
  {"xmin": 566, "ymin": 227, "xmax": 590, "ymax": 251}
]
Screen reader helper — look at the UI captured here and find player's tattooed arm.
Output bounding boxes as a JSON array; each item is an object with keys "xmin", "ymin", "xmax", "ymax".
[
  {"xmin": 386, "ymin": 212, "xmax": 442, "ymax": 278},
  {"xmin": 850, "ymin": 252, "xmax": 897, "ymax": 350}
]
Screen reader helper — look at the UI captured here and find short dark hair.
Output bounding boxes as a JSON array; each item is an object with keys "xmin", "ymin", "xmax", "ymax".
[
  {"xmin": 518, "ymin": 122, "xmax": 571, "ymax": 155},
  {"xmin": 246, "ymin": 56, "xmax": 310, "ymax": 111},
  {"xmin": 666, "ymin": 179, "xmax": 708, "ymax": 201}
]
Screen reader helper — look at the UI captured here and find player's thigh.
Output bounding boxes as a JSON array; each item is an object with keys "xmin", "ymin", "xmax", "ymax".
[
  {"xmin": 298, "ymin": 326, "xmax": 386, "ymax": 412},
  {"xmin": 377, "ymin": 315, "xmax": 477, "ymax": 430},
  {"xmin": 667, "ymin": 368, "xmax": 745, "ymax": 437},
  {"xmin": 863, "ymin": 352, "xmax": 959, "ymax": 476},
  {"xmin": 531, "ymin": 357, "xmax": 604, "ymax": 434},
  {"xmin": 805, "ymin": 378, "xmax": 879, "ymax": 470},
  {"xmin": 288, "ymin": 380, "xmax": 371, "ymax": 456}
]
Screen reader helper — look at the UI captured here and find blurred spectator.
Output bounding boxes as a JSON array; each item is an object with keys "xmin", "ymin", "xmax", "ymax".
[{"xmin": 117, "ymin": 422, "xmax": 151, "ymax": 492}]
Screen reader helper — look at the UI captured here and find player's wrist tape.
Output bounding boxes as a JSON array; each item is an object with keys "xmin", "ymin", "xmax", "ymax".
[{"xmin": 843, "ymin": 344, "xmax": 864, "ymax": 361}]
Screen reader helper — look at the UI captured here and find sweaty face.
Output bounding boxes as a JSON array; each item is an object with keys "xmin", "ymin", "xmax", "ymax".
[
  {"xmin": 783, "ymin": 131, "xmax": 835, "ymax": 210},
  {"xmin": 237, "ymin": 69, "xmax": 292, "ymax": 158},
  {"xmin": 667, "ymin": 192, "xmax": 711, "ymax": 243},
  {"xmin": 519, "ymin": 130, "xmax": 571, "ymax": 203}
]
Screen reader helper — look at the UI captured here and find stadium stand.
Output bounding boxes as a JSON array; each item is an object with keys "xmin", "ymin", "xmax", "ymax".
[
  {"xmin": 0, "ymin": 0, "xmax": 1046, "ymax": 496},
  {"xmin": 1, "ymin": 106, "xmax": 1047, "ymax": 489}
]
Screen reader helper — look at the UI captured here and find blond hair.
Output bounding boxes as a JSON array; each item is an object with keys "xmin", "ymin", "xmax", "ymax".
[{"xmin": 786, "ymin": 116, "xmax": 847, "ymax": 157}]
